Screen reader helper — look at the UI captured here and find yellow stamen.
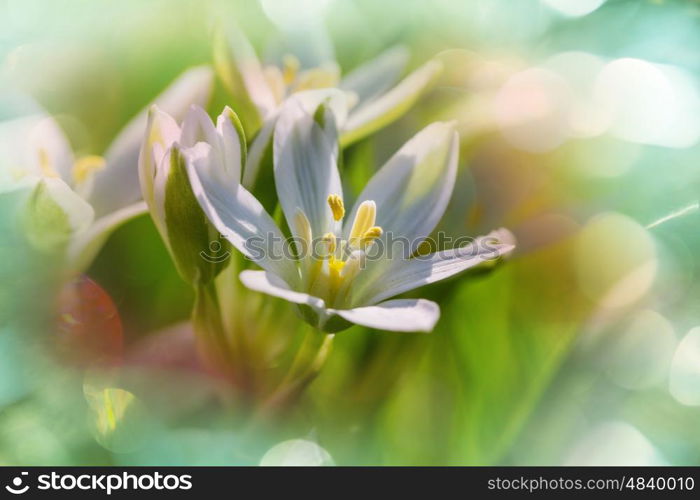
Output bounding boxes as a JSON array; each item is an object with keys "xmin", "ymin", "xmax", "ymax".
[
  {"xmin": 282, "ymin": 54, "xmax": 300, "ymax": 85},
  {"xmin": 73, "ymin": 155, "xmax": 106, "ymax": 184},
  {"xmin": 349, "ymin": 200, "xmax": 376, "ymax": 244},
  {"xmin": 361, "ymin": 226, "xmax": 383, "ymax": 247},
  {"xmin": 322, "ymin": 232, "xmax": 337, "ymax": 255},
  {"xmin": 293, "ymin": 65, "xmax": 341, "ymax": 91},
  {"xmin": 327, "ymin": 194, "xmax": 345, "ymax": 221},
  {"xmin": 38, "ymin": 148, "xmax": 59, "ymax": 178}
]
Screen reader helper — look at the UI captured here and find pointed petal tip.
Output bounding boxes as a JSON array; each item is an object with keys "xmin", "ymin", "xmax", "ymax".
[
  {"xmin": 184, "ymin": 64, "xmax": 215, "ymax": 82},
  {"xmin": 431, "ymin": 120, "xmax": 459, "ymax": 135},
  {"xmin": 334, "ymin": 298, "xmax": 440, "ymax": 333},
  {"xmin": 489, "ymin": 227, "xmax": 517, "ymax": 249}
]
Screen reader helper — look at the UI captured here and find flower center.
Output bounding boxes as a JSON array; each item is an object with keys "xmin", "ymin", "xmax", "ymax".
[{"xmin": 296, "ymin": 194, "xmax": 383, "ymax": 308}]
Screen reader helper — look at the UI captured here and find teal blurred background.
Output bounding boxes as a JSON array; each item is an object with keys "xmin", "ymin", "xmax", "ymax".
[{"xmin": 1, "ymin": 0, "xmax": 699, "ymax": 465}]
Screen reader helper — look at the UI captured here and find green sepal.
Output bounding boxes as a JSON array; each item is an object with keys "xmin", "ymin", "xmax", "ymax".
[{"xmin": 164, "ymin": 148, "xmax": 231, "ymax": 285}]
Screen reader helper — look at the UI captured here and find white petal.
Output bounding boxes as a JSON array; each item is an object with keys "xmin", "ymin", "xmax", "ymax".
[
  {"xmin": 90, "ymin": 66, "xmax": 214, "ymax": 216},
  {"xmin": 242, "ymin": 115, "xmax": 276, "ymax": 189},
  {"xmin": 239, "ymin": 270, "xmax": 325, "ymax": 310},
  {"xmin": 216, "ymin": 106, "xmax": 246, "ymax": 185},
  {"xmin": 245, "ymin": 89, "xmax": 349, "ymax": 190},
  {"xmin": 0, "ymin": 115, "xmax": 74, "ymax": 188},
  {"xmin": 27, "ymin": 117, "xmax": 75, "ymax": 183},
  {"xmin": 344, "ymin": 122, "xmax": 459, "ymax": 253},
  {"xmin": 67, "ymin": 201, "xmax": 147, "ymax": 272},
  {"xmin": 185, "ymin": 145, "xmax": 298, "ymax": 285},
  {"xmin": 341, "ymin": 60, "xmax": 442, "ymax": 146},
  {"xmin": 333, "ymin": 298, "xmax": 439, "ymax": 333},
  {"xmin": 138, "ymin": 106, "xmax": 181, "ymax": 215},
  {"xmin": 214, "ymin": 28, "xmax": 277, "ymax": 122},
  {"xmin": 292, "ymin": 89, "xmax": 349, "ymax": 131},
  {"xmin": 277, "ymin": 89, "xmax": 349, "ymax": 153},
  {"xmin": 273, "ymin": 93, "xmax": 343, "ymax": 239},
  {"xmin": 179, "ymin": 105, "xmax": 221, "ymax": 149},
  {"xmin": 180, "ymin": 105, "xmax": 244, "ymax": 187},
  {"xmin": 340, "ymin": 46, "xmax": 409, "ymax": 104},
  {"xmin": 353, "ymin": 231, "xmax": 515, "ymax": 306},
  {"xmin": 151, "ymin": 143, "xmax": 173, "ymax": 240}
]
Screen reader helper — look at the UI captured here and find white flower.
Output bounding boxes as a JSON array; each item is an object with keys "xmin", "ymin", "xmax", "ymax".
[
  {"xmin": 179, "ymin": 96, "xmax": 514, "ymax": 333},
  {"xmin": 1, "ymin": 67, "xmax": 214, "ymax": 270},
  {"xmin": 138, "ymin": 104, "xmax": 244, "ymax": 284},
  {"xmin": 214, "ymin": 29, "xmax": 443, "ymax": 188}
]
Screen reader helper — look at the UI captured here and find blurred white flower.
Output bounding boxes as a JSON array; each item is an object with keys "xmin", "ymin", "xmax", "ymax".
[
  {"xmin": 214, "ymin": 28, "xmax": 442, "ymax": 187},
  {"xmin": 1, "ymin": 66, "xmax": 214, "ymax": 270}
]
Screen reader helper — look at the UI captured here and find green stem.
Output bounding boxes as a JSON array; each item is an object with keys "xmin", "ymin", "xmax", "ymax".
[
  {"xmin": 192, "ymin": 280, "xmax": 230, "ymax": 371},
  {"xmin": 261, "ymin": 328, "xmax": 335, "ymax": 412}
]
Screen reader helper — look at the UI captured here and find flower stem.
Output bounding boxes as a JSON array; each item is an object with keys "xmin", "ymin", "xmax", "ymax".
[
  {"xmin": 192, "ymin": 280, "xmax": 231, "ymax": 372},
  {"xmin": 260, "ymin": 327, "xmax": 335, "ymax": 412}
]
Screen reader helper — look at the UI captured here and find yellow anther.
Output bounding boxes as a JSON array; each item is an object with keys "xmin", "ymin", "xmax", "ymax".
[
  {"xmin": 361, "ymin": 226, "xmax": 383, "ymax": 246},
  {"xmin": 322, "ymin": 232, "xmax": 337, "ymax": 255},
  {"xmin": 38, "ymin": 148, "xmax": 59, "ymax": 178},
  {"xmin": 349, "ymin": 200, "xmax": 376, "ymax": 243},
  {"xmin": 73, "ymin": 155, "xmax": 106, "ymax": 184},
  {"xmin": 282, "ymin": 54, "xmax": 300, "ymax": 85},
  {"xmin": 327, "ymin": 194, "xmax": 345, "ymax": 221},
  {"xmin": 294, "ymin": 65, "xmax": 341, "ymax": 91}
]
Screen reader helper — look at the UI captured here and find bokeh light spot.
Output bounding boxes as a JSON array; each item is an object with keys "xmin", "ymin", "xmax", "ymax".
[
  {"xmin": 541, "ymin": 0, "xmax": 606, "ymax": 18},
  {"xmin": 575, "ymin": 213, "xmax": 657, "ymax": 309},
  {"xmin": 594, "ymin": 58, "xmax": 700, "ymax": 148},
  {"xmin": 565, "ymin": 421, "xmax": 665, "ymax": 466},
  {"xmin": 606, "ymin": 309, "xmax": 676, "ymax": 390},
  {"xmin": 260, "ymin": 439, "xmax": 334, "ymax": 466},
  {"xmin": 669, "ymin": 327, "xmax": 700, "ymax": 406},
  {"xmin": 493, "ymin": 68, "xmax": 572, "ymax": 152}
]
